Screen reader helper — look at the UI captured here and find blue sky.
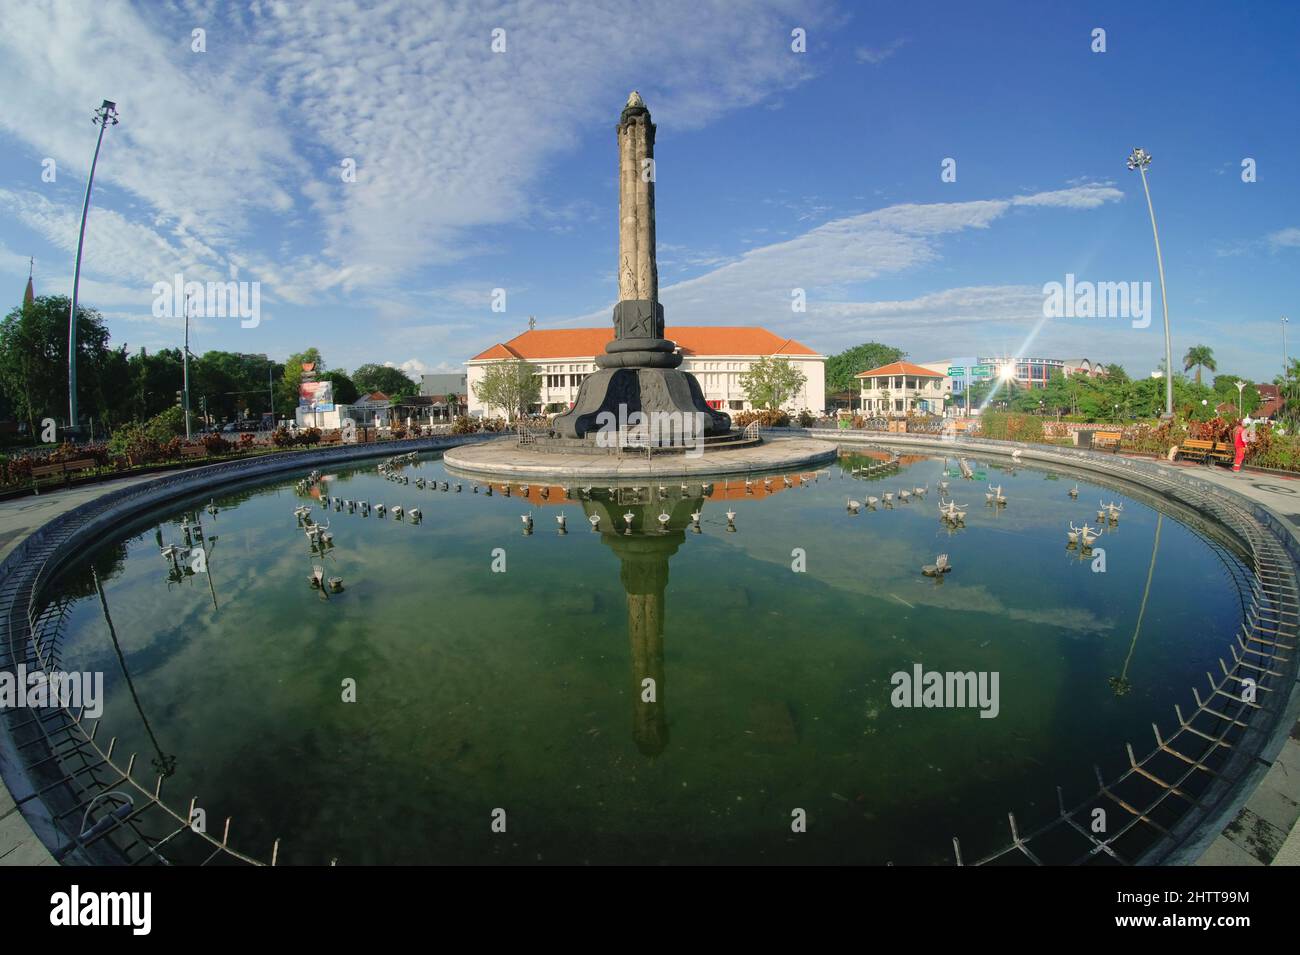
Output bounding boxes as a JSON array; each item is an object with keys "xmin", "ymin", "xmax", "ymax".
[{"xmin": 1, "ymin": 0, "xmax": 1296, "ymax": 382}]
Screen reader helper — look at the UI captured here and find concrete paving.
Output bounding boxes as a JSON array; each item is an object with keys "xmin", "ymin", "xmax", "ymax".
[
  {"xmin": 1112, "ymin": 462, "xmax": 1300, "ymax": 867},
  {"xmin": 0, "ymin": 477, "xmax": 162, "ymax": 864},
  {"xmin": 443, "ymin": 434, "xmax": 839, "ymax": 479}
]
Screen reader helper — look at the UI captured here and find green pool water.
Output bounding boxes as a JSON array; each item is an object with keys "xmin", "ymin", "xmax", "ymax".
[{"xmin": 44, "ymin": 447, "xmax": 1249, "ymax": 864}]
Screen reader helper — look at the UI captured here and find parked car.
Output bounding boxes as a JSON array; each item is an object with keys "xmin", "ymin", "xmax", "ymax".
[{"xmin": 221, "ymin": 420, "xmax": 261, "ymax": 434}]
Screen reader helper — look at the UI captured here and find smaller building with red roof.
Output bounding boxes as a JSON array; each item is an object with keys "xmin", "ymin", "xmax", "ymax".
[{"xmin": 856, "ymin": 361, "xmax": 947, "ymax": 416}]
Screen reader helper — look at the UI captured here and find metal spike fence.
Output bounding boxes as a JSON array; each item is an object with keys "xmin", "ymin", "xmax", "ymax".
[
  {"xmin": 3, "ymin": 436, "xmax": 1297, "ymax": 865},
  {"xmin": 843, "ymin": 436, "xmax": 1300, "ymax": 866}
]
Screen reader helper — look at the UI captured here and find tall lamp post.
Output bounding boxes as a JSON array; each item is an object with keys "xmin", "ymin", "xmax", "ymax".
[
  {"xmin": 1127, "ymin": 147, "xmax": 1173, "ymax": 419},
  {"xmin": 1284, "ymin": 316, "xmax": 1290, "ymax": 379},
  {"xmin": 182, "ymin": 292, "xmax": 193, "ymax": 439},
  {"xmin": 1236, "ymin": 379, "xmax": 1246, "ymax": 416},
  {"xmin": 68, "ymin": 100, "xmax": 120, "ymax": 436}
]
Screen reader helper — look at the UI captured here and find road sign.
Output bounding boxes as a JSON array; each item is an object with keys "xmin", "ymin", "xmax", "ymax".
[
  {"xmin": 972, "ymin": 364, "xmax": 994, "ymax": 378},
  {"xmin": 947, "ymin": 366, "xmax": 965, "ymax": 377}
]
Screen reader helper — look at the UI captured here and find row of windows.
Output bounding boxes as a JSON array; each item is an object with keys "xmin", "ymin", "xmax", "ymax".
[
  {"xmin": 862, "ymin": 398, "xmax": 926, "ymax": 411},
  {"xmin": 543, "ymin": 374, "xmax": 589, "ymax": 388},
  {"xmin": 861, "ymin": 377, "xmax": 942, "ymax": 391}
]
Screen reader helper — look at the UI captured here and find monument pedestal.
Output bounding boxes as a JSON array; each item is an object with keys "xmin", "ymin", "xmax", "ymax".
[{"xmin": 553, "ymin": 366, "xmax": 731, "ymax": 439}]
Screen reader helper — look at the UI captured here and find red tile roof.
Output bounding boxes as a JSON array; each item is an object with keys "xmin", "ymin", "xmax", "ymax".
[
  {"xmin": 469, "ymin": 326, "xmax": 818, "ymax": 361},
  {"xmin": 855, "ymin": 361, "xmax": 946, "ymax": 379}
]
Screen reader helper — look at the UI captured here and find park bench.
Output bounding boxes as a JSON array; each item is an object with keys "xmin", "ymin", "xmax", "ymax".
[
  {"xmin": 30, "ymin": 458, "xmax": 97, "ymax": 490},
  {"xmin": 181, "ymin": 444, "xmax": 208, "ymax": 460},
  {"xmin": 319, "ymin": 432, "xmax": 342, "ymax": 446},
  {"xmin": 1210, "ymin": 441, "xmax": 1235, "ymax": 465},
  {"xmin": 1092, "ymin": 430, "xmax": 1122, "ymax": 451},
  {"xmin": 1177, "ymin": 439, "xmax": 1215, "ymax": 463}
]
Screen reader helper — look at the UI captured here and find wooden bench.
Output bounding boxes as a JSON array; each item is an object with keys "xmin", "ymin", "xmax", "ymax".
[
  {"xmin": 319, "ymin": 432, "xmax": 341, "ymax": 446},
  {"xmin": 1210, "ymin": 441, "xmax": 1235, "ymax": 465},
  {"xmin": 1178, "ymin": 439, "xmax": 1215, "ymax": 463},
  {"xmin": 1092, "ymin": 430, "xmax": 1122, "ymax": 451},
  {"xmin": 181, "ymin": 444, "xmax": 208, "ymax": 460},
  {"xmin": 30, "ymin": 458, "xmax": 97, "ymax": 490}
]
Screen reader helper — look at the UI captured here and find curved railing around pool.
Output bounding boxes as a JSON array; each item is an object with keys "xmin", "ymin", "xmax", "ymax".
[
  {"xmin": 0, "ymin": 434, "xmax": 493, "ymax": 865},
  {"xmin": 825, "ymin": 431, "xmax": 1300, "ymax": 865},
  {"xmin": 1, "ymin": 431, "xmax": 1295, "ymax": 865}
]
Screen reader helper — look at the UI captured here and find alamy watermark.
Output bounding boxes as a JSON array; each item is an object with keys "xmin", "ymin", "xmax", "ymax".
[
  {"xmin": 152, "ymin": 273, "xmax": 261, "ymax": 328},
  {"xmin": 890, "ymin": 664, "xmax": 999, "ymax": 718},
  {"xmin": 593, "ymin": 405, "xmax": 708, "ymax": 459},
  {"xmin": 1043, "ymin": 273, "xmax": 1151, "ymax": 329},
  {"xmin": 0, "ymin": 665, "xmax": 103, "ymax": 719}
]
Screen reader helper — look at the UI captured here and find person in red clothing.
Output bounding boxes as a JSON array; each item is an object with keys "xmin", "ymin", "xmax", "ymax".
[{"xmin": 1232, "ymin": 419, "xmax": 1247, "ymax": 472}]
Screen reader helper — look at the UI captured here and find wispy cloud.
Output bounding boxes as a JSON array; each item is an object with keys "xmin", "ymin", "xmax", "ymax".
[
  {"xmin": 1267, "ymin": 227, "xmax": 1300, "ymax": 250},
  {"xmin": 855, "ymin": 38, "xmax": 907, "ymax": 65}
]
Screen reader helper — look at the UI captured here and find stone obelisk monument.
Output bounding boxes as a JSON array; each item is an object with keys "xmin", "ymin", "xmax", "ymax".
[{"xmin": 553, "ymin": 92, "xmax": 730, "ymax": 440}]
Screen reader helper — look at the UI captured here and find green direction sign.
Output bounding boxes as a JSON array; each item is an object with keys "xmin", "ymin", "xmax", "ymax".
[
  {"xmin": 971, "ymin": 364, "xmax": 994, "ymax": 378},
  {"xmin": 947, "ymin": 366, "xmax": 965, "ymax": 377}
]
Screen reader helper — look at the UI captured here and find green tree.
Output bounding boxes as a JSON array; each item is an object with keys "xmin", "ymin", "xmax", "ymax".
[
  {"xmin": 472, "ymin": 360, "xmax": 540, "ymax": 420},
  {"xmin": 824, "ymin": 342, "xmax": 906, "ymax": 394},
  {"xmin": 277, "ymin": 348, "xmax": 325, "ymax": 416},
  {"xmin": 1182, "ymin": 345, "xmax": 1216, "ymax": 386},
  {"xmin": 352, "ymin": 363, "xmax": 418, "ymax": 398},
  {"xmin": 0, "ymin": 294, "xmax": 114, "ymax": 435},
  {"xmin": 320, "ymin": 370, "xmax": 359, "ymax": 405},
  {"xmin": 740, "ymin": 356, "xmax": 808, "ymax": 410},
  {"xmin": 1211, "ymin": 374, "xmax": 1260, "ymax": 416}
]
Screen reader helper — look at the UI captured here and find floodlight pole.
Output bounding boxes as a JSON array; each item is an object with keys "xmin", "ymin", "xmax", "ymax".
[
  {"xmin": 1127, "ymin": 147, "xmax": 1172, "ymax": 418},
  {"xmin": 182, "ymin": 293, "xmax": 193, "ymax": 439},
  {"xmin": 68, "ymin": 100, "xmax": 119, "ymax": 434}
]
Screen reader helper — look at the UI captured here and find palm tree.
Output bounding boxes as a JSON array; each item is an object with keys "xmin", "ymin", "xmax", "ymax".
[{"xmin": 1183, "ymin": 345, "xmax": 1217, "ymax": 386}]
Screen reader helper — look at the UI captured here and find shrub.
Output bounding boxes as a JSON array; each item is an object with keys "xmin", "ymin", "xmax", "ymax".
[
  {"xmin": 733, "ymin": 409, "xmax": 790, "ymax": 428},
  {"xmin": 239, "ymin": 432, "xmax": 256, "ymax": 450},
  {"xmin": 391, "ymin": 426, "xmax": 407, "ymax": 440},
  {"xmin": 145, "ymin": 407, "xmax": 187, "ymax": 443},
  {"xmin": 452, "ymin": 415, "xmax": 478, "ymax": 435},
  {"xmin": 796, "ymin": 409, "xmax": 814, "ymax": 428},
  {"xmin": 202, "ymin": 433, "xmax": 233, "ymax": 455},
  {"xmin": 978, "ymin": 412, "xmax": 1045, "ymax": 444},
  {"xmin": 297, "ymin": 427, "xmax": 322, "ymax": 446},
  {"xmin": 271, "ymin": 426, "xmax": 295, "ymax": 448}
]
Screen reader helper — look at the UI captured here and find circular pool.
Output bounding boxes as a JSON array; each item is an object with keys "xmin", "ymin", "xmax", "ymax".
[{"xmin": 13, "ymin": 441, "xmax": 1293, "ymax": 865}]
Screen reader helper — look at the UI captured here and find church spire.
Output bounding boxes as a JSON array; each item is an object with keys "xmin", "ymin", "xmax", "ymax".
[{"xmin": 22, "ymin": 257, "xmax": 34, "ymax": 307}]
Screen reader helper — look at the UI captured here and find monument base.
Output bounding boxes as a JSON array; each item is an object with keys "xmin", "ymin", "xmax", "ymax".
[{"xmin": 552, "ymin": 366, "xmax": 731, "ymax": 440}]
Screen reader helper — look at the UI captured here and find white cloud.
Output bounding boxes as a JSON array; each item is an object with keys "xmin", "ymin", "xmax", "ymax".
[
  {"xmin": 1268, "ymin": 227, "xmax": 1300, "ymax": 250},
  {"xmin": 0, "ymin": 0, "xmax": 826, "ymax": 318},
  {"xmin": 855, "ymin": 39, "xmax": 907, "ymax": 65}
]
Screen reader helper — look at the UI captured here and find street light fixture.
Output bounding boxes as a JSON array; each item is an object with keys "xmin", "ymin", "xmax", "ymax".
[
  {"xmin": 68, "ymin": 99, "xmax": 119, "ymax": 436},
  {"xmin": 1127, "ymin": 147, "xmax": 1173, "ymax": 419},
  {"xmin": 1235, "ymin": 379, "xmax": 1246, "ymax": 416},
  {"xmin": 1284, "ymin": 316, "xmax": 1290, "ymax": 379}
]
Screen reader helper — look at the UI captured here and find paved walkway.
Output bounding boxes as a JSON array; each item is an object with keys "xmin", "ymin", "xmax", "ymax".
[
  {"xmin": 444, "ymin": 434, "xmax": 838, "ymax": 479},
  {"xmin": 1178, "ymin": 464, "xmax": 1300, "ymax": 866}
]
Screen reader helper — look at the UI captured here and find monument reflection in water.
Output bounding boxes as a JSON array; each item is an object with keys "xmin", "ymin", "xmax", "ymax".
[{"xmin": 579, "ymin": 489, "xmax": 708, "ymax": 755}]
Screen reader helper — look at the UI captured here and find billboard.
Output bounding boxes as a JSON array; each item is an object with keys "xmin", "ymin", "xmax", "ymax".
[{"xmin": 299, "ymin": 380, "xmax": 334, "ymax": 412}]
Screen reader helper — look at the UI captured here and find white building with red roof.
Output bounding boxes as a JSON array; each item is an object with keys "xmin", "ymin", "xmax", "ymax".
[
  {"xmin": 856, "ymin": 361, "xmax": 949, "ymax": 416},
  {"xmin": 466, "ymin": 326, "xmax": 825, "ymax": 416}
]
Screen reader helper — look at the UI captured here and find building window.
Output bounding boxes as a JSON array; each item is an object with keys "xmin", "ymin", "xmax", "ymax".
[
  {"xmin": 729, "ymin": 400, "xmax": 744, "ymax": 410},
  {"xmin": 568, "ymin": 374, "xmax": 586, "ymax": 387},
  {"xmin": 546, "ymin": 374, "xmax": 566, "ymax": 389}
]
